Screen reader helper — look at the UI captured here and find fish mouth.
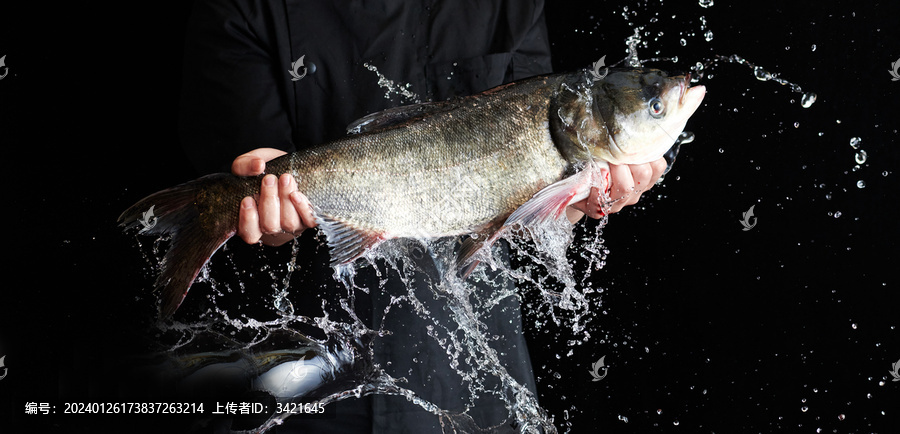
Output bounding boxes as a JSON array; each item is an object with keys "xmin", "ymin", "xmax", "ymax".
[
  {"xmin": 668, "ymin": 72, "xmax": 703, "ymax": 108},
  {"xmin": 678, "ymin": 74, "xmax": 706, "ymax": 114},
  {"xmin": 675, "ymin": 73, "xmax": 691, "ymax": 105}
]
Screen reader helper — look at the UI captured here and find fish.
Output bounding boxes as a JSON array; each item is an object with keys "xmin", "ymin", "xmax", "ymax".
[{"xmin": 119, "ymin": 67, "xmax": 706, "ymax": 317}]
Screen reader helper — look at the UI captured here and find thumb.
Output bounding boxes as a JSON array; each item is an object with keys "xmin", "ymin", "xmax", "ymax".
[{"xmin": 231, "ymin": 148, "xmax": 288, "ymax": 176}]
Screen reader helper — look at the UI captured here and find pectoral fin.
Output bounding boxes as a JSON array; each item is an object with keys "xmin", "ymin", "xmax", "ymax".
[
  {"xmin": 503, "ymin": 161, "xmax": 610, "ymax": 229},
  {"xmin": 316, "ymin": 214, "xmax": 386, "ymax": 266},
  {"xmin": 455, "ymin": 162, "xmax": 610, "ymax": 278}
]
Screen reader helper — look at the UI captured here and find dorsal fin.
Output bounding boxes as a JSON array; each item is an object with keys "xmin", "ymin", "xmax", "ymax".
[{"xmin": 346, "ymin": 99, "xmax": 464, "ymax": 135}]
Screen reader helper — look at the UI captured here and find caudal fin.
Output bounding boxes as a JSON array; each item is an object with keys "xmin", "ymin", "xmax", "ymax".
[{"xmin": 119, "ymin": 174, "xmax": 245, "ymax": 318}]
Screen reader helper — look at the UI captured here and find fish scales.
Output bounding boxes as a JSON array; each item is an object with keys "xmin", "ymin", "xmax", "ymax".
[{"xmin": 265, "ymin": 76, "xmax": 570, "ymax": 238}]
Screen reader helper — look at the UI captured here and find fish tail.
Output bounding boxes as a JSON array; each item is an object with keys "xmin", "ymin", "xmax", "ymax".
[{"xmin": 119, "ymin": 174, "xmax": 248, "ymax": 318}]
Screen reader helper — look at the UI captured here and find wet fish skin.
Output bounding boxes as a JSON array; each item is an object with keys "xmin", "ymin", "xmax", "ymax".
[{"xmin": 119, "ymin": 68, "xmax": 705, "ymax": 317}]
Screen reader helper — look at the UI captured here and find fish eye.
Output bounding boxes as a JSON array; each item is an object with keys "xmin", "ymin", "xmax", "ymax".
[{"xmin": 648, "ymin": 98, "xmax": 665, "ymax": 118}]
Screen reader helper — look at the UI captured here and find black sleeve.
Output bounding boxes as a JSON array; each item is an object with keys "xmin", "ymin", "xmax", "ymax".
[
  {"xmin": 510, "ymin": 0, "xmax": 553, "ymax": 80},
  {"xmin": 178, "ymin": 0, "xmax": 295, "ymax": 175}
]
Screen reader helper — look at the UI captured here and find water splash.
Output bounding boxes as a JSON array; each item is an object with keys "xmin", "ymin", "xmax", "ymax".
[
  {"xmin": 624, "ymin": 28, "xmax": 644, "ymax": 67},
  {"xmin": 135, "ymin": 211, "xmax": 609, "ymax": 433},
  {"xmin": 612, "ymin": 27, "xmax": 680, "ymax": 69},
  {"xmin": 801, "ymin": 92, "xmax": 817, "ymax": 108},
  {"xmin": 690, "ymin": 54, "xmax": 817, "ymax": 108},
  {"xmin": 363, "ymin": 63, "xmax": 421, "ymax": 104}
]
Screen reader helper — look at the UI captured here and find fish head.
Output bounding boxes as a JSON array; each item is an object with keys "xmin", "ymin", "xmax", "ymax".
[{"xmin": 590, "ymin": 68, "xmax": 706, "ymax": 165}]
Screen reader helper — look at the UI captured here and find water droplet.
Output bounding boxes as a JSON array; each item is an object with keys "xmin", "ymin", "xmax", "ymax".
[
  {"xmin": 794, "ymin": 122, "xmax": 800, "ymax": 128},
  {"xmin": 657, "ymin": 409, "xmax": 663, "ymax": 415},
  {"xmin": 679, "ymin": 38, "xmax": 687, "ymax": 46},
  {"xmin": 801, "ymin": 406, "xmax": 809, "ymax": 412},
  {"xmin": 833, "ymin": 210, "xmax": 841, "ymax": 218},
  {"xmin": 800, "ymin": 92, "xmax": 817, "ymax": 108},
  {"xmin": 754, "ymin": 66, "xmax": 770, "ymax": 81},
  {"xmin": 673, "ymin": 420, "xmax": 680, "ymax": 426},
  {"xmin": 851, "ymin": 323, "xmax": 857, "ymax": 329},
  {"xmin": 811, "ymin": 44, "xmax": 817, "ymax": 51},
  {"xmin": 849, "ymin": 137, "xmax": 861, "ymax": 149},
  {"xmin": 677, "ymin": 131, "xmax": 695, "ymax": 144},
  {"xmin": 838, "ymin": 414, "xmax": 845, "ymax": 421},
  {"xmin": 698, "ymin": 0, "xmax": 714, "ymax": 7},
  {"xmin": 857, "ymin": 180, "xmax": 866, "ymax": 189},
  {"xmin": 854, "ymin": 150, "xmax": 867, "ymax": 164},
  {"xmin": 704, "ymin": 29, "xmax": 714, "ymax": 41},
  {"xmin": 882, "ymin": 171, "xmax": 889, "ymax": 177}
]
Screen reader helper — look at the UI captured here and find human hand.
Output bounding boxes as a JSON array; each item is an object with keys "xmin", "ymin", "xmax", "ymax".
[
  {"xmin": 567, "ymin": 157, "xmax": 668, "ymax": 222},
  {"xmin": 232, "ymin": 148, "xmax": 317, "ymax": 246}
]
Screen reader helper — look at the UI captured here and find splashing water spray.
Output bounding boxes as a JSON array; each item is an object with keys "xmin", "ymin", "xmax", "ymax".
[
  {"xmin": 143, "ymin": 217, "xmax": 606, "ymax": 433},
  {"xmin": 691, "ymin": 54, "xmax": 817, "ymax": 108}
]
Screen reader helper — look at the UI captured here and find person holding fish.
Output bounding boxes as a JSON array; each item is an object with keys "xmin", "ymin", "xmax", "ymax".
[
  {"xmin": 232, "ymin": 144, "xmax": 667, "ymax": 247},
  {"xmin": 128, "ymin": 0, "xmax": 702, "ymax": 431}
]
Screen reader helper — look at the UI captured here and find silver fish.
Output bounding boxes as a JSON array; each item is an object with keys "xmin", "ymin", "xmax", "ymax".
[{"xmin": 119, "ymin": 67, "xmax": 706, "ymax": 317}]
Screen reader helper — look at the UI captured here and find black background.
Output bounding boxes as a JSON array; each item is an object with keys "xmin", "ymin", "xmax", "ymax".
[{"xmin": 2, "ymin": 0, "xmax": 899, "ymax": 433}]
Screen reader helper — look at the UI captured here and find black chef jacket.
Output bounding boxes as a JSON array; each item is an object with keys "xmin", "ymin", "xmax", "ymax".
[{"xmin": 178, "ymin": 1, "xmax": 553, "ymax": 432}]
